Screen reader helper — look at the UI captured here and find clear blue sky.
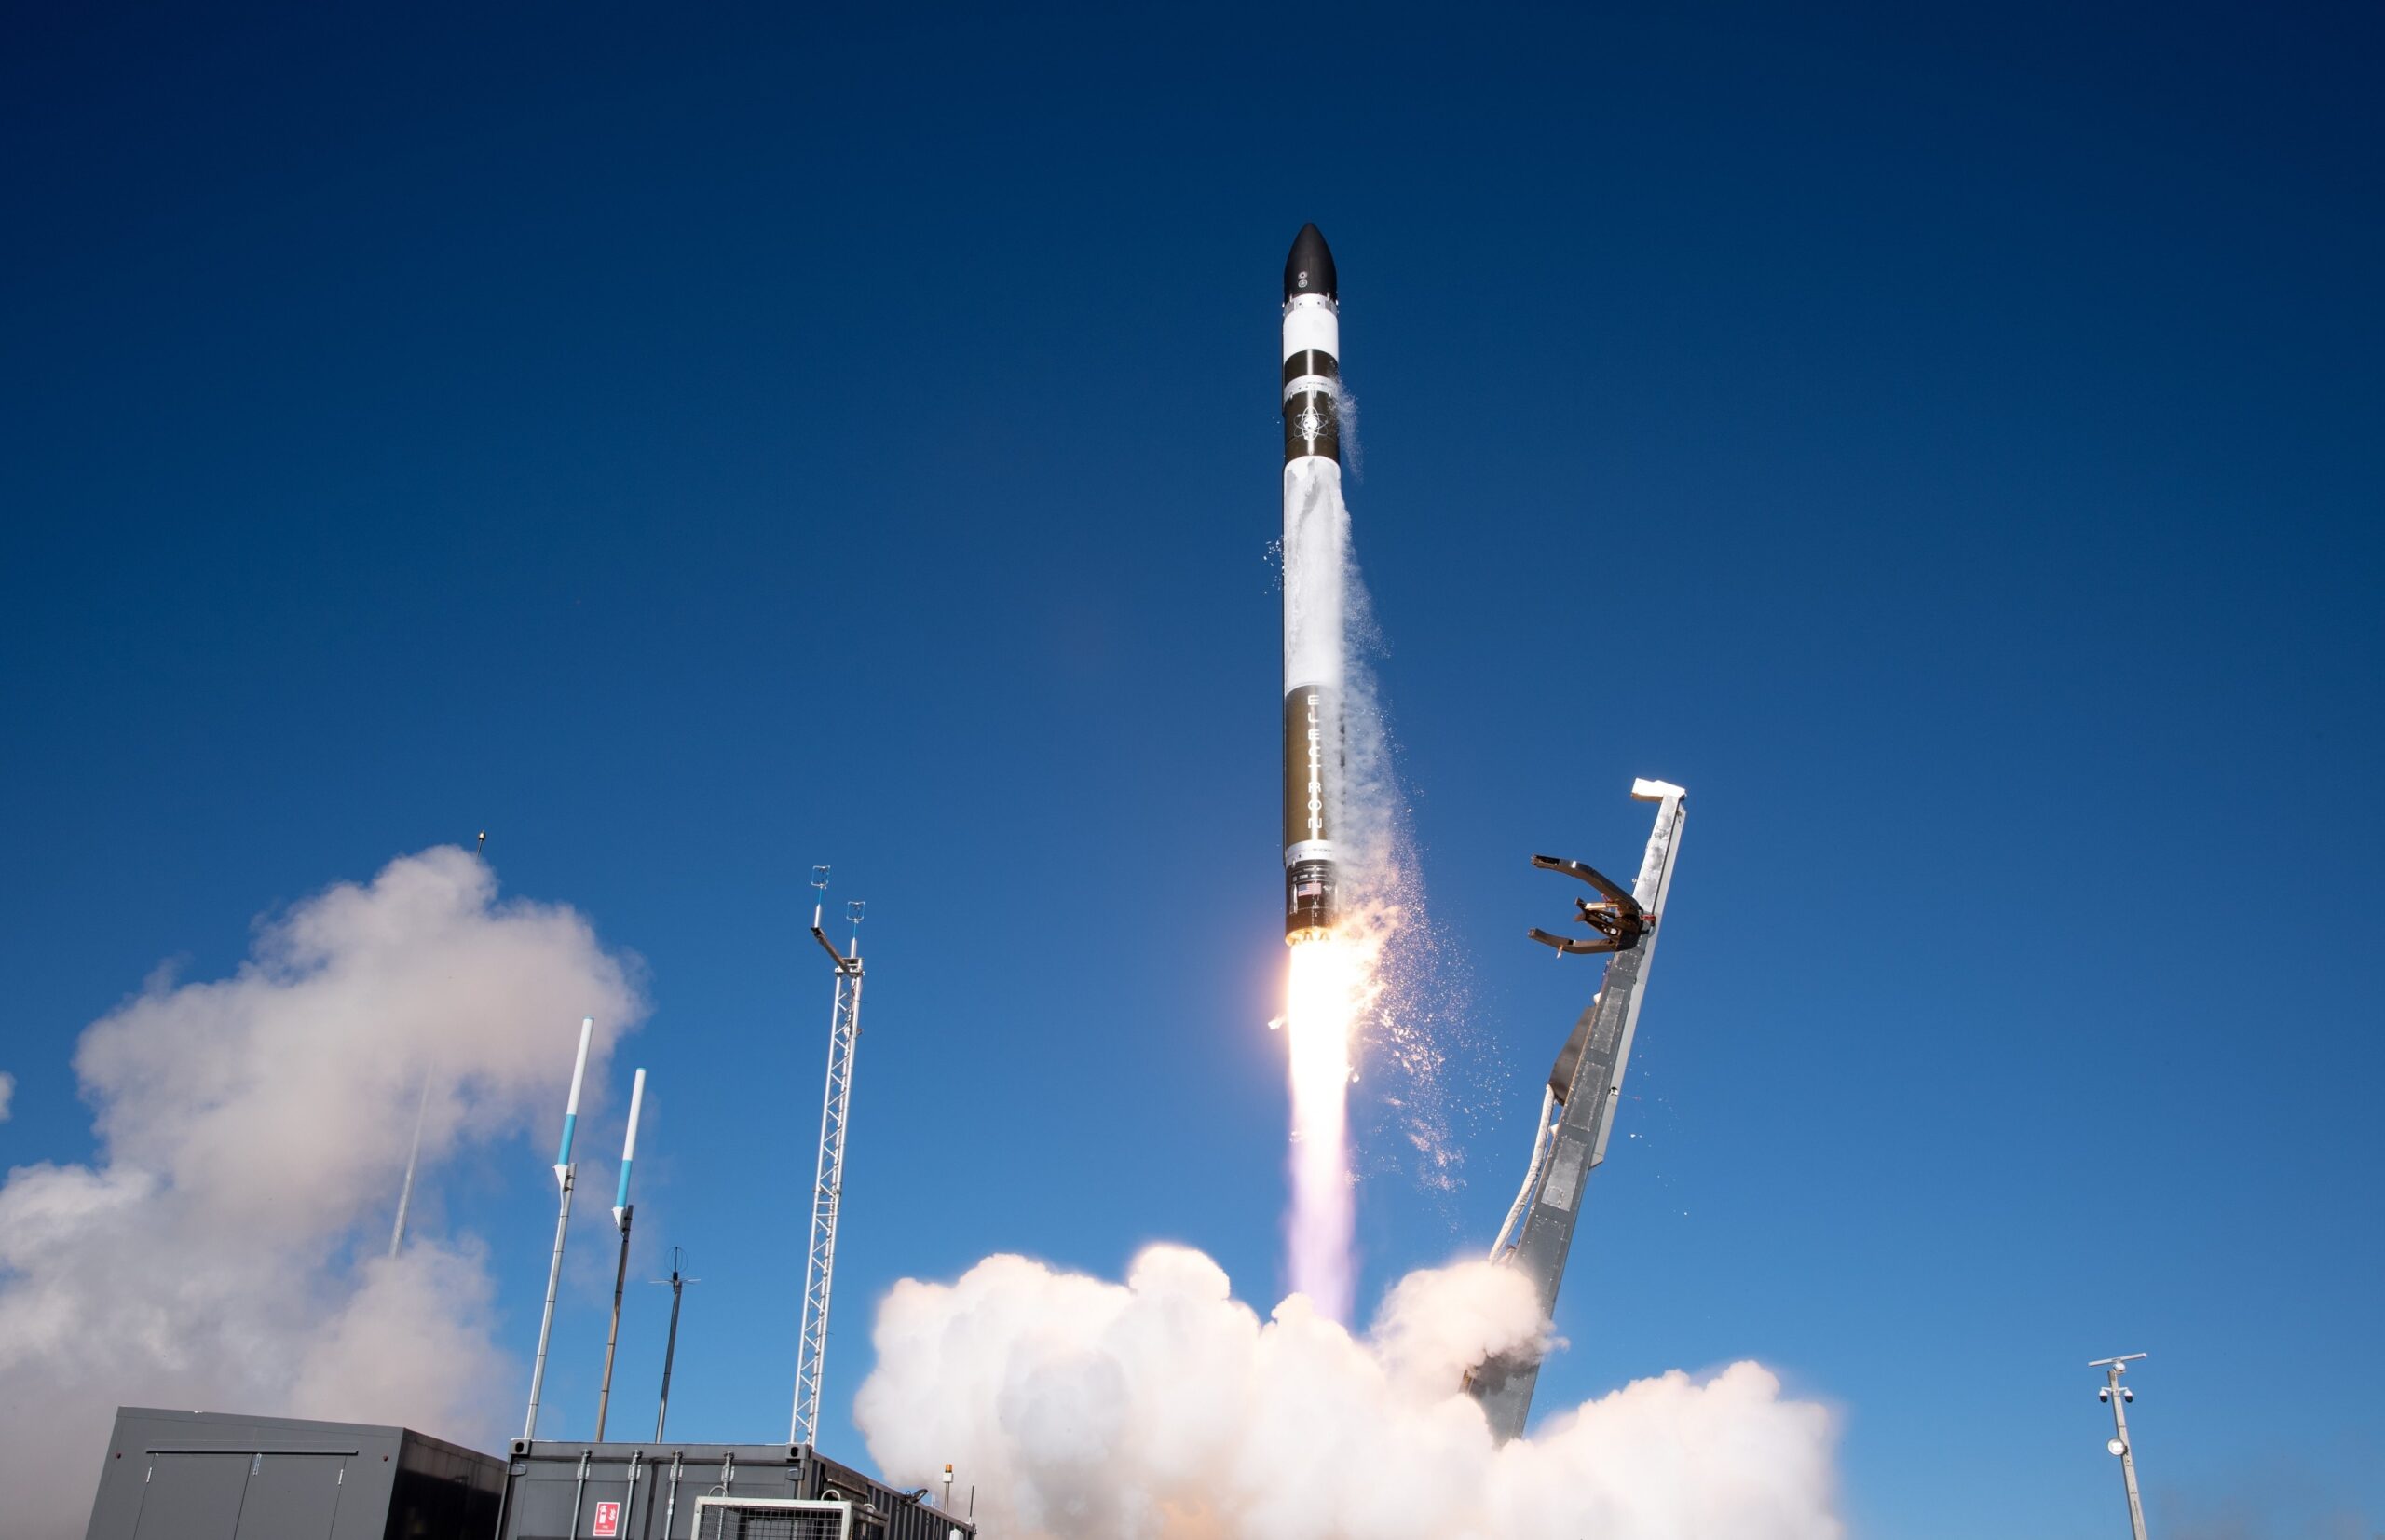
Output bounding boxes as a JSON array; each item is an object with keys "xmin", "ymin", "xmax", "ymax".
[{"xmin": 5, "ymin": 4, "xmax": 2380, "ymax": 1536}]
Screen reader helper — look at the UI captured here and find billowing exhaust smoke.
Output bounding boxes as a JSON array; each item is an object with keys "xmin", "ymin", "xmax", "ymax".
[
  {"xmin": 856, "ymin": 1247, "xmax": 1842, "ymax": 1540},
  {"xmin": 0, "ymin": 846, "xmax": 644, "ymax": 1539}
]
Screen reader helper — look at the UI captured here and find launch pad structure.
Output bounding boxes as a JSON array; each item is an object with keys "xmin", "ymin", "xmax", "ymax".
[
  {"xmin": 1466, "ymin": 778, "xmax": 1689, "ymax": 1442},
  {"xmin": 1271, "ymin": 226, "xmax": 1695, "ymax": 1439}
]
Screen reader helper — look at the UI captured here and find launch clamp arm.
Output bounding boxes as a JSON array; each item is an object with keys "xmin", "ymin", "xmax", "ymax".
[{"xmin": 1525, "ymin": 852, "xmax": 1650, "ymax": 956}]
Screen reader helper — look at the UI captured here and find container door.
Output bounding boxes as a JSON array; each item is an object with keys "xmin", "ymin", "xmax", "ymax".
[
  {"xmin": 130, "ymin": 1452, "xmax": 252, "ymax": 1540},
  {"xmin": 233, "ymin": 1453, "xmax": 348, "ymax": 1540}
]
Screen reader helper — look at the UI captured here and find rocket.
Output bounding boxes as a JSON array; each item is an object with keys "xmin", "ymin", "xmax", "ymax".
[{"xmin": 1281, "ymin": 222, "xmax": 1343, "ymax": 944}]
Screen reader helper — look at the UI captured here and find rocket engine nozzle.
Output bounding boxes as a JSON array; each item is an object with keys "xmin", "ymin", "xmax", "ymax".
[{"xmin": 1285, "ymin": 858, "xmax": 1339, "ymax": 944}]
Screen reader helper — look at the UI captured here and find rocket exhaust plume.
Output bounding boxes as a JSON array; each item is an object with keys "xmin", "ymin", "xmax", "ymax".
[
  {"xmin": 1277, "ymin": 223, "xmax": 1368, "ymax": 1317},
  {"xmin": 1283, "ymin": 936, "xmax": 1363, "ymax": 1320}
]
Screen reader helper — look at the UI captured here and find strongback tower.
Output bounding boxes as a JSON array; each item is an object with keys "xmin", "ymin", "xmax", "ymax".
[{"xmin": 1467, "ymin": 779, "xmax": 1688, "ymax": 1442}]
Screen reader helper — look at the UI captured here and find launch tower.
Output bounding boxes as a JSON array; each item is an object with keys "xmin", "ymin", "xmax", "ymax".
[{"xmin": 1468, "ymin": 779, "xmax": 1688, "ymax": 1440}]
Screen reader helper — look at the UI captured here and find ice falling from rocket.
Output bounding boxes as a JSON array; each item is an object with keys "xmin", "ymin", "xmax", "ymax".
[{"xmin": 1278, "ymin": 224, "xmax": 1361, "ymax": 1320}]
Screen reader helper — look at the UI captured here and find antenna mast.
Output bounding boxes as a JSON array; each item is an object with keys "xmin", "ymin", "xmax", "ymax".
[
  {"xmin": 2091, "ymin": 1354, "xmax": 2153, "ymax": 1540},
  {"xmin": 652, "ymin": 1247, "xmax": 697, "ymax": 1441},
  {"xmin": 791, "ymin": 865, "xmax": 865, "ymax": 1447}
]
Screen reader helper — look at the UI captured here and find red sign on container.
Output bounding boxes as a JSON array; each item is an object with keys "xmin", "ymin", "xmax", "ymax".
[{"xmin": 593, "ymin": 1500, "xmax": 620, "ymax": 1537}]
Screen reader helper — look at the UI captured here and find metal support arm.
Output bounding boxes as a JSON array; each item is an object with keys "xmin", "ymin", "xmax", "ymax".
[
  {"xmin": 1525, "ymin": 852, "xmax": 1650, "ymax": 957},
  {"xmin": 1468, "ymin": 779, "xmax": 1687, "ymax": 1443}
]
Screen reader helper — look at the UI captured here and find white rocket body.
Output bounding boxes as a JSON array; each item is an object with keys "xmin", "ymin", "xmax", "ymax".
[
  {"xmin": 1282, "ymin": 303, "xmax": 1344, "ymax": 695},
  {"xmin": 1281, "ymin": 225, "xmax": 1345, "ymax": 942}
]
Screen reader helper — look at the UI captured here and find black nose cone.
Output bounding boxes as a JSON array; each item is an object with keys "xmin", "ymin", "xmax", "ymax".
[{"xmin": 1284, "ymin": 223, "xmax": 1337, "ymax": 302}]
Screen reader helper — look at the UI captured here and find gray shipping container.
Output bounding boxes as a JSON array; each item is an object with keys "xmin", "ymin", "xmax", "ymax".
[
  {"xmin": 83, "ymin": 1407, "xmax": 506, "ymax": 1540},
  {"xmin": 496, "ymin": 1441, "xmax": 974, "ymax": 1540}
]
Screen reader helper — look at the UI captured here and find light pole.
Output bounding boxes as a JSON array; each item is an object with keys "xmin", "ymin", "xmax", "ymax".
[{"xmin": 2090, "ymin": 1354, "xmax": 2150, "ymax": 1540}]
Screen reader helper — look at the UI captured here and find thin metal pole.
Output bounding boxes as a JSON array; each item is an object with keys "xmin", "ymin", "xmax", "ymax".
[
  {"xmin": 388, "ymin": 1072, "xmax": 432, "ymax": 1257},
  {"xmin": 2102, "ymin": 1361, "xmax": 2151, "ymax": 1540},
  {"xmin": 595, "ymin": 1204, "xmax": 634, "ymax": 1438},
  {"xmin": 523, "ymin": 1165, "xmax": 575, "ymax": 1440},
  {"xmin": 594, "ymin": 1067, "xmax": 646, "ymax": 1441},
  {"xmin": 654, "ymin": 1251, "xmax": 688, "ymax": 1441},
  {"xmin": 524, "ymin": 1017, "xmax": 594, "ymax": 1441}
]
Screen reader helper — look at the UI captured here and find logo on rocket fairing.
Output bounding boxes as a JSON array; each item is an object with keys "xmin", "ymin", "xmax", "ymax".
[
  {"xmin": 1305, "ymin": 691, "xmax": 1325, "ymax": 838},
  {"xmin": 1295, "ymin": 405, "xmax": 1326, "ymax": 448}
]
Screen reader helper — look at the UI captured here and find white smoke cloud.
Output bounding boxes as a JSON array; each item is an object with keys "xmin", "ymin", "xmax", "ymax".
[
  {"xmin": 0, "ymin": 847, "xmax": 644, "ymax": 1539},
  {"xmin": 856, "ymin": 1247, "xmax": 1841, "ymax": 1540}
]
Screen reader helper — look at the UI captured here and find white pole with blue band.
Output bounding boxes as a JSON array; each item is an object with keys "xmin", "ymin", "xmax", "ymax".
[
  {"xmin": 612, "ymin": 1068, "xmax": 644, "ymax": 1227},
  {"xmin": 555, "ymin": 1015, "xmax": 593, "ymax": 1186},
  {"xmin": 595, "ymin": 1067, "xmax": 646, "ymax": 1440},
  {"xmin": 524, "ymin": 1015, "xmax": 594, "ymax": 1440}
]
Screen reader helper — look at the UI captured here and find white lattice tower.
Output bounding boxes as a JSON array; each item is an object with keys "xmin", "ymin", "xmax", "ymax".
[{"xmin": 792, "ymin": 876, "xmax": 865, "ymax": 1448}]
